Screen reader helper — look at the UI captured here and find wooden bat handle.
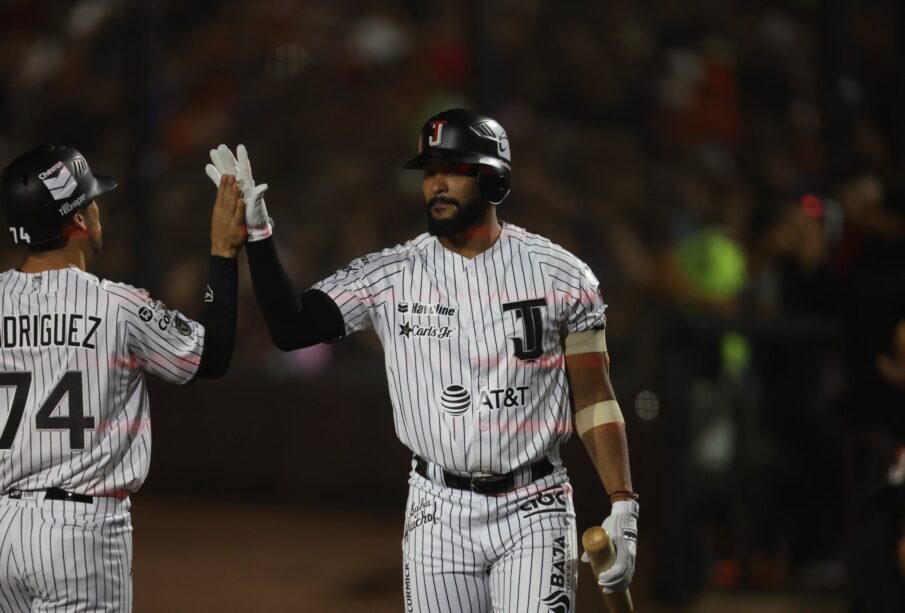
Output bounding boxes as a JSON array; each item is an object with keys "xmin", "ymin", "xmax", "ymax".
[{"xmin": 582, "ymin": 526, "xmax": 635, "ymax": 613}]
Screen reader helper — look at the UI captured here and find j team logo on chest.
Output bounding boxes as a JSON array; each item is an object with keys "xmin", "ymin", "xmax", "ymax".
[{"xmin": 502, "ymin": 298, "xmax": 547, "ymax": 361}]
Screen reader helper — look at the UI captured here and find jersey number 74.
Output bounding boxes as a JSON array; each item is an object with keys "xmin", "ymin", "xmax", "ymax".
[{"xmin": 0, "ymin": 371, "xmax": 93, "ymax": 450}]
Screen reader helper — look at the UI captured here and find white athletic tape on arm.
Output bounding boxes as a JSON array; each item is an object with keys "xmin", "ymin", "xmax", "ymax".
[
  {"xmin": 565, "ymin": 329, "xmax": 607, "ymax": 355},
  {"xmin": 575, "ymin": 400, "xmax": 624, "ymax": 436}
]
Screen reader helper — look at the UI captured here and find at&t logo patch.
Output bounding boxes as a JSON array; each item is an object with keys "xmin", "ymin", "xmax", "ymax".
[
  {"xmin": 479, "ymin": 386, "xmax": 529, "ymax": 410},
  {"xmin": 440, "ymin": 385, "xmax": 470, "ymax": 416}
]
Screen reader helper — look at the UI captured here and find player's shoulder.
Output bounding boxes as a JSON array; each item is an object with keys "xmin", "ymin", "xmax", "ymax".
[
  {"xmin": 96, "ymin": 277, "xmax": 153, "ymax": 308},
  {"xmin": 504, "ymin": 223, "xmax": 590, "ymax": 270},
  {"xmin": 348, "ymin": 233, "xmax": 434, "ymax": 276},
  {"xmin": 0, "ymin": 269, "xmax": 19, "ymax": 286},
  {"xmin": 0, "ymin": 266, "xmax": 105, "ymax": 290}
]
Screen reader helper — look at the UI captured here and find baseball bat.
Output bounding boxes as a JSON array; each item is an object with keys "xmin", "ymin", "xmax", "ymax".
[{"xmin": 581, "ymin": 526, "xmax": 634, "ymax": 613}]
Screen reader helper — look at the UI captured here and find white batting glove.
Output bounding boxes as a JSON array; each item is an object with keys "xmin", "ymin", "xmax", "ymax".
[
  {"xmin": 205, "ymin": 144, "xmax": 273, "ymax": 242},
  {"xmin": 581, "ymin": 500, "xmax": 639, "ymax": 592}
]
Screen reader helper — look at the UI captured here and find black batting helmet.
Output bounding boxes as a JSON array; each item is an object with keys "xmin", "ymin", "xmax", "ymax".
[
  {"xmin": 0, "ymin": 145, "xmax": 117, "ymax": 246},
  {"xmin": 403, "ymin": 108, "xmax": 511, "ymax": 204}
]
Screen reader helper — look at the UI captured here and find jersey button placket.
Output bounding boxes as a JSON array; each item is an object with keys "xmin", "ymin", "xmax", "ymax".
[
  {"xmin": 466, "ymin": 264, "xmax": 478, "ymax": 295},
  {"xmin": 457, "ymin": 264, "xmax": 477, "ymax": 335}
]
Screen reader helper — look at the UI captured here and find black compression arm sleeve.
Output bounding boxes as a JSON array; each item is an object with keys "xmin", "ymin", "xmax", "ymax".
[
  {"xmin": 195, "ymin": 256, "xmax": 238, "ymax": 379},
  {"xmin": 246, "ymin": 237, "xmax": 345, "ymax": 351}
]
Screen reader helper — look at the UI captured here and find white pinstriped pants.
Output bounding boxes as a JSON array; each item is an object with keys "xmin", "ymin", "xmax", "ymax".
[
  {"xmin": 0, "ymin": 494, "xmax": 132, "ymax": 612},
  {"xmin": 403, "ymin": 470, "xmax": 577, "ymax": 613}
]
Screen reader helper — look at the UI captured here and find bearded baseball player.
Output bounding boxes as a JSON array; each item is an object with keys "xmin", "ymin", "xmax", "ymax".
[
  {"xmin": 207, "ymin": 108, "xmax": 638, "ymax": 612},
  {"xmin": 0, "ymin": 145, "xmax": 246, "ymax": 611}
]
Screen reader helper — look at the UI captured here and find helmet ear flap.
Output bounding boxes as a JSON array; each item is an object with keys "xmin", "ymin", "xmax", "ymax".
[{"xmin": 478, "ymin": 168, "xmax": 510, "ymax": 205}]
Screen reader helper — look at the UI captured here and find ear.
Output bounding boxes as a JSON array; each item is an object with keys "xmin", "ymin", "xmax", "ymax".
[{"xmin": 69, "ymin": 211, "xmax": 89, "ymax": 232}]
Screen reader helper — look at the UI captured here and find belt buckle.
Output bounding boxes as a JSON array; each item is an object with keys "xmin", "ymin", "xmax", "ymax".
[{"xmin": 470, "ymin": 472, "xmax": 507, "ymax": 495}]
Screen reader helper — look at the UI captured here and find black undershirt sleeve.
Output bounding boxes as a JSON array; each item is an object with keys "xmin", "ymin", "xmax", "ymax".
[
  {"xmin": 246, "ymin": 237, "xmax": 345, "ymax": 351},
  {"xmin": 195, "ymin": 256, "xmax": 238, "ymax": 379}
]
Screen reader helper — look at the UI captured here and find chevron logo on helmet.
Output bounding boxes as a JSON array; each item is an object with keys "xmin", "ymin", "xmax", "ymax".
[{"xmin": 39, "ymin": 163, "xmax": 78, "ymax": 201}]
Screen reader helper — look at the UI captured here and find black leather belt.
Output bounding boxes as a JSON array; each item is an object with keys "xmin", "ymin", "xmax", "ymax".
[
  {"xmin": 414, "ymin": 456, "xmax": 555, "ymax": 495},
  {"xmin": 4, "ymin": 488, "xmax": 93, "ymax": 504}
]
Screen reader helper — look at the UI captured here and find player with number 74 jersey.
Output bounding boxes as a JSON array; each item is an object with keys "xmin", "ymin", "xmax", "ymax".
[{"xmin": 0, "ymin": 145, "xmax": 246, "ymax": 611}]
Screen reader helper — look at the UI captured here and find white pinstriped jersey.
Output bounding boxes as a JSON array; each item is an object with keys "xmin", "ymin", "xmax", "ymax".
[
  {"xmin": 313, "ymin": 223, "xmax": 606, "ymax": 475},
  {"xmin": 0, "ymin": 267, "xmax": 204, "ymax": 496}
]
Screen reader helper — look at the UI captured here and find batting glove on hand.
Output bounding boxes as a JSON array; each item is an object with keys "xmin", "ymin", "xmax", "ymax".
[
  {"xmin": 205, "ymin": 144, "xmax": 273, "ymax": 242},
  {"xmin": 581, "ymin": 500, "xmax": 639, "ymax": 592}
]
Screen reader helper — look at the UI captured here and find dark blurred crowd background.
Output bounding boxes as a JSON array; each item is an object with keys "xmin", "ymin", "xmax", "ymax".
[{"xmin": 2, "ymin": 0, "xmax": 905, "ymax": 611}]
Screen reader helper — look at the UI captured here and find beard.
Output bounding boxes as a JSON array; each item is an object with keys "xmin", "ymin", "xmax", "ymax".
[
  {"xmin": 426, "ymin": 194, "xmax": 491, "ymax": 237},
  {"xmin": 88, "ymin": 227, "xmax": 102, "ymax": 256}
]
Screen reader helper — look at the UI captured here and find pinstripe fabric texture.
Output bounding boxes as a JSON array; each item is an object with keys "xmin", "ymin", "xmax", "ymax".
[
  {"xmin": 0, "ymin": 496, "xmax": 132, "ymax": 612},
  {"xmin": 403, "ymin": 472, "xmax": 577, "ymax": 613},
  {"xmin": 313, "ymin": 223, "xmax": 606, "ymax": 476},
  {"xmin": 0, "ymin": 266, "xmax": 204, "ymax": 611},
  {"xmin": 312, "ymin": 223, "xmax": 605, "ymax": 611}
]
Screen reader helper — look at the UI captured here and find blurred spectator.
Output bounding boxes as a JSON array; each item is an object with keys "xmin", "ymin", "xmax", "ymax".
[{"xmin": 833, "ymin": 171, "xmax": 905, "ymax": 613}]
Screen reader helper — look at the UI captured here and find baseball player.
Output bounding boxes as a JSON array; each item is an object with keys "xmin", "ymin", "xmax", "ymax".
[
  {"xmin": 207, "ymin": 108, "xmax": 639, "ymax": 612},
  {"xmin": 0, "ymin": 145, "xmax": 246, "ymax": 611}
]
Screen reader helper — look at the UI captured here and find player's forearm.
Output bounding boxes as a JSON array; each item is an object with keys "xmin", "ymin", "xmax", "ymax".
[
  {"xmin": 246, "ymin": 237, "xmax": 344, "ymax": 350},
  {"xmin": 196, "ymin": 255, "xmax": 238, "ymax": 379},
  {"xmin": 564, "ymin": 345, "xmax": 636, "ymax": 501},
  {"xmin": 579, "ymin": 422, "xmax": 635, "ymax": 501}
]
